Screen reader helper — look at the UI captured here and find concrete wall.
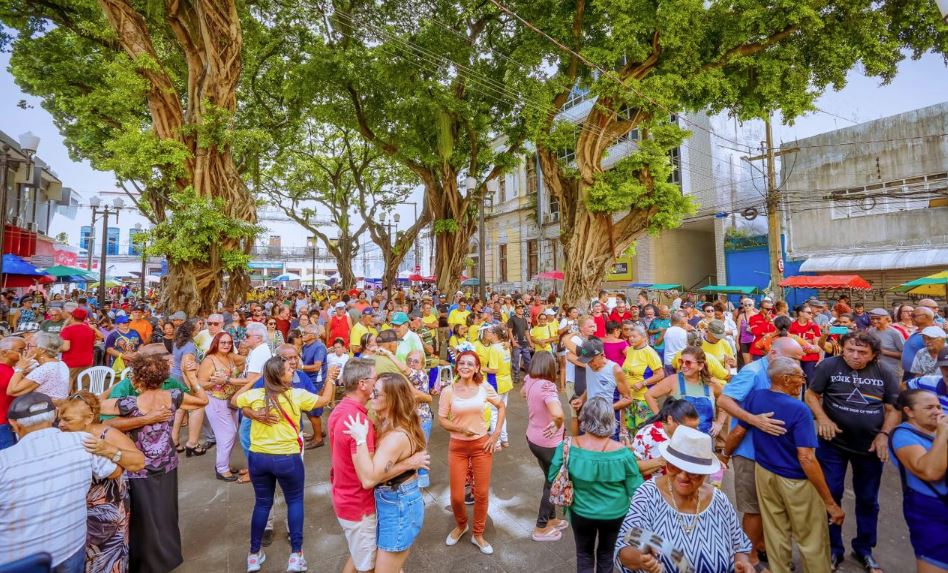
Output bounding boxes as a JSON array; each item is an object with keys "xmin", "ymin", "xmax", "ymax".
[
  {"xmin": 783, "ymin": 102, "xmax": 948, "ymax": 259},
  {"xmin": 648, "ymin": 226, "xmax": 717, "ymax": 289}
]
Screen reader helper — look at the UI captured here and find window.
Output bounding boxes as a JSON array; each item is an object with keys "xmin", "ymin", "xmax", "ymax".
[
  {"xmin": 498, "ymin": 244, "xmax": 508, "ymax": 283},
  {"xmin": 498, "ymin": 176, "xmax": 506, "ymax": 204},
  {"xmin": 549, "ymin": 195, "xmax": 560, "ymax": 220},
  {"xmin": 80, "ymin": 226, "xmax": 93, "ymax": 252},
  {"xmin": 527, "ymin": 239, "xmax": 539, "ymax": 279},
  {"xmin": 106, "ymin": 227, "xmax": 119, "ymax": 256},
  {"xmin": 669, "ymin": 146, "xmax": 681, "ymax": 185},
  {"xmin": 548, "ymin": 240, "xmax": 558, "ymax": 271},
  {"xmin": 563, "ymin": 85, "xmax": 590, "ymax": 110},
  {"xmin": 526, "ymin": 156, "xmax": 538, "ymax": 195},
  {"xmin": 128, "ymin": 228, "xmax": 142, "ymax": 256}
]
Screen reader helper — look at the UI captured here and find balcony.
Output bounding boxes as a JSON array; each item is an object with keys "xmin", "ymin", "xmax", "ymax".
[{"xmin": 250, "ymin": 245, "xmax": 337, "ymax": 261}]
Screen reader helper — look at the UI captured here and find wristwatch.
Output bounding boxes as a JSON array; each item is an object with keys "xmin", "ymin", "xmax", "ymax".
[{"xmin": 111, "ymin": 450, "xmax": 123, "ymax": 463}]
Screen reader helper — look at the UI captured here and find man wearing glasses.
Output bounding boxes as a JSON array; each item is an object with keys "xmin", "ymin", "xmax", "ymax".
[
  {"xmin": 902, "ymin": 306, "xmax": 936, "ymax": 380},
  {"xmin": 748, "ymin": 298, "xmax": 777, "ymax": 361},
  {"xmin": 194, "ymin": 313, "xmax": 226, "ymax": 358}
]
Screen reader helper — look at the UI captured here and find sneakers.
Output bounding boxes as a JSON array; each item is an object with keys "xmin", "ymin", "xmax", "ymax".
[
  {"xmin": 247, "ymin": 552, "xmax": 266, "ymax": 572},
  {"xmin": 287, "ymin": 552, "xmax": 307, "ymax": 572}
]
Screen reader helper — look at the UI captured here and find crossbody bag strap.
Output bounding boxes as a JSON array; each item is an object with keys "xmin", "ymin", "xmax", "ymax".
[{"xmin": 277, "ymin": 404, "xmax": 304, "ymax": 453}]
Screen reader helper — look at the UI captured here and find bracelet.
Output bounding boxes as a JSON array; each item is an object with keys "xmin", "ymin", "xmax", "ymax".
[
  {"xmin": 878, "ymin": 430, "xmax": 889, "ymax": 437},
  {"xmin": 355, "ymin": 439, "xmax": 367, "ymax": 447}
]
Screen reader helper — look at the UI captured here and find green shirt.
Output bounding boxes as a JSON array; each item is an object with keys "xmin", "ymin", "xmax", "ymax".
[
  {"xmin": 548, "ymin": 439, "xmax": 643, "ymax": 520},
  {"xmin": 100, "ymin": 377, "xmax": 189, "ymax": 420}
]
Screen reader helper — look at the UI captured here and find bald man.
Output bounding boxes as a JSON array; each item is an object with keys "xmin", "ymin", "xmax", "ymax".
[{"xmin": 718, "ymin": 337, "xmax": 805, "ymax": 570}]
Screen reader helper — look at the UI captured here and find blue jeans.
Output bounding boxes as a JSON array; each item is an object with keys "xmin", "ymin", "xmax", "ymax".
[
  {"xmin": 248, "ymin": 452, "xmax": 305, "ymax": 553},
  {"xmin": 511, "ymin": 345, "xmax": 531, "ymax": 379},
  {"xmin": 418, "ymin": 419, "xmax": 432, "ymax": 488},
  {"xmin": 0, "ymin": 423, "xmax": 16, "ymax": 450},
  {"xmin": 53, "ymin": 548, "xmax": 86, "ymax": 573},
  {"xmin": 239, "ymin": 416, "xmax": 251, "ymax": 455},
  {"xmin": 816, "ymin": 440, "xmax": 883, "ymax": 558},
  {"xmin": 375, "ymin": 479, "xmax": 424, "ymax": 552}
]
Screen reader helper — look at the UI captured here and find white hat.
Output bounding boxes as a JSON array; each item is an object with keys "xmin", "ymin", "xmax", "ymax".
[
  {"xmin": 657, "ymin": 425, "xmax": 721, "ymax": 475},
  {"xmin": 543, "ymin": 309, "xmax": 556, "ymax": 316},
  {"xmin": 921, "ymin": 325, "xmax": 946, "ymax": 339},
  {"xmin": 334, "ymin": 302, "xmax": 346, "ymax": 309}
]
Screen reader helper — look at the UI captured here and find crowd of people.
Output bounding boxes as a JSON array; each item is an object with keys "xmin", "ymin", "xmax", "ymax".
[{"xmin": 0, "ymin": 285, "xmax": 946, "ymax": 573}]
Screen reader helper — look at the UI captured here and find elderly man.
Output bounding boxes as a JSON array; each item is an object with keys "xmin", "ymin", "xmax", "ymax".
[
  {"xmin": 805, "ymin": 332, "xmax": 900, "ymax": 573},
  {"xmin": 724, "ymin": 357, "xmax": 844, "ymax": 573},
  {"xmin": 867, "ymin": 307, "xmax": 904, "ymax": 378},
  {"xmin": 40, "ymin": 304, "xmax": 66, "ymax": 334},
  {"xmin": 902, "ymin": 306, "xmax": 935, "ymax": 380},
  {"xmin": 60, "ymin": 308, "xmax": 96, "ymax": 386},
  {"xmin": 662, "ymin": 311, "xmax": 690, "ymax": 372},
  {"xmin": 906, "ymin": 346, "xmax": 948, "ymax": 409},
  {"xmin": 194, "ymin": 313, "xmax": 225, "ymax": 356},
  {"xmin": 300, "ymin": 325, "xmax": 328, "ymax": 449},
  {"xmin": 908, "ymin": 325, "xmax": 946, "ymax": 377},
  {"xmin": 392, "ymin": 311, "xmax": 423, "ymax": 362},
  {"xmin": 0, "ymin": 393, "xmax": 122, "ymax": 572},
  {"xmin": 169, "ymin": 310, "xmax": 187, "ymax": 328},
  {"xmin": 718, "ymin": 337, "xmax": 805, "ymax": 570},
  {"xmin": 372, "ymin": 329, "xmax": 403, "ymax": 375},
  {"xmin": 0, "ymin": 336, "xmax": 26, "ymax": 449}
]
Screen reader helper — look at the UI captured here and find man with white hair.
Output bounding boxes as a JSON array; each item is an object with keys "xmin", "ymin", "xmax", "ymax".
[
  {"xmin": 0, "ymin": 393, "xmax": 122, "ymax": 572},
  {"xmin": 901, "ymin": 306, "xmax": 935, "ymax": 380},
  {"xmin": 300, "ymin": 325, "xmax": 328, "ymax": 449},
  {"xmin": 229, "ymin": 322, "xmax": 272, "ymax": 389},
  {"xmin": 194, "ymin": 313, "xmax": 226, "ymax": 357}
]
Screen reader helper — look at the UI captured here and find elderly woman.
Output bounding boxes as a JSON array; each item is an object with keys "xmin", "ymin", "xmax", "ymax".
[
  {"xmin": 615, "ymin": 426, "xmax": 754, "ymax": 573},
  {"xmin": 549, "ymin": 396, "xmax": 642, "ymax": 573},
  {"xmin": 889, "ymin": 389, "xmax": 947, "ymax": 572},
  {"xmin": 99, "ymin": 353, "xmax": 208, "ymax": 573},
  {"xmin": 621, "ymin": 325, "xmax": 664, "ymax": 432},
  {"xmin": 58, "ymin": 391, "xmax": 145, "ymax": 573},
  {"xmin": 7, "ymin": 331, "xmax": 70, "ymax": 401}
]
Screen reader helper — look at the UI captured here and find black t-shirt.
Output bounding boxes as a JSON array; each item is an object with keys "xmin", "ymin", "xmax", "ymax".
[
  {"xmin": 507, "ymin": 315, "xmax": 530, "ymax": 345},
  {"xmin": 809, "ymin": 356, "xmax": 899, "ymax": 454}
]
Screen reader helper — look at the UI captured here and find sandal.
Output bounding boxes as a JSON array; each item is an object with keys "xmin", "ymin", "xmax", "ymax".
[
  {"xmin": 531, "ymin": 528, "xmax": 562, "ymax": 542},
  {"xmin": 852, "ymin": 553, "xmax": 883, "ymax": 573},
  {"xmin": 174, "ymin": 442, "xmax": 185, "ymax": 453},
  {"xmin": 237, "ymin": 473, "xmax": 252, "ymax": 484}
]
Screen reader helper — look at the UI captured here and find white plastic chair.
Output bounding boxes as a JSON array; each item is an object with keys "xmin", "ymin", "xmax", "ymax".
[
  {"xmin": 76, "ymin": 366, "xmax": 116, "ymax": 394},
  {"xmin": 119, "ymin": 367, "xmax": 132, "ymax": 382}
]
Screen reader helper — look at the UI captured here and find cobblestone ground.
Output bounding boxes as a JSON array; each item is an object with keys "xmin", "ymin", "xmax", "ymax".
[{"xmin": 176, "ymin": 391, "xmax": 913, "ymax": 573}]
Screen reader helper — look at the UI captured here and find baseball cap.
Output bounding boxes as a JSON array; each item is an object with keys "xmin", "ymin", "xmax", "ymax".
[
  {"xmin": 868, "ymin": 308, "xmax": 889, "ymax": 317},
  {"xmin": 920, "ymin": 325, "xmax": 946, "ymax": 339},
  {"xmin": 543, "ymin": 309, "xmax": 556, "ymax": 316},
  {"xmin": 114, "ymin": 315, "xmax": 130, "ymax": 324},
  {"xmin": 134, "ymin": 304, "xmax": 146, "ymax": 311},
  {"xmin": 12, "ymin": 321, "xmax": 39, "ymax": 335},
  {"xmin": 391, "ymin": 312, "xmax": 409, "ymax": 326},
  {"xmin": 71, "ymin": 308, "xmax": 88, "ymax": 321},
  {"xmin": 361, "ymin": 307, "xmax": 375, "ymax": 315},
  {"xmin": 170, "ymin": 311, "xmax": 187, "ymax": 321},
  {"xmin": 334, "ymin": 302, "xmax": 346, "ymax": 310},
  {"xmin": 707, "ymin": 320, "xmax": 726, "ymax": 336},
  {"xmin": 8, "ymin": 392, "xmax": 56, "ymax": 421},
  {"xmin": 576, "ymin": 338, "xmax": 604, "ymax": 364},
  {"xmin": 935, "ymin": 345, "xmax": 948, "ymax": 367}
]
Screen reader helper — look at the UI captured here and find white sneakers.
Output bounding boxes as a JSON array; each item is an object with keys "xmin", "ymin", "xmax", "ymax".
[
  {"xmin": 287, "ymin": 552, "xmax": 308, "ymax": 572},
  {"xmin": 246, "ymin": 552, "xmax": 265, "ymax": 572}
]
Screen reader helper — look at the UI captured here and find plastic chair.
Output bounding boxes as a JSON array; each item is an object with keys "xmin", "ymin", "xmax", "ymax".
[
  {"xmin": 0, "ymin": 552, "xmax": 52, "ymax": 573},
  {"xmin": 119, "ymin": 367, "xmax": 131, "ymax": 382},
  {"xmin": 76, "ymin": 366, "xmax": 116, "ymax": 394}
]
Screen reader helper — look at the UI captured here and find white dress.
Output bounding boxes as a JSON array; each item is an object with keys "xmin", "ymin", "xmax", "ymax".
[{"xmin": 614, "ymin": 479, "xmax": 751, "ymax": 573}]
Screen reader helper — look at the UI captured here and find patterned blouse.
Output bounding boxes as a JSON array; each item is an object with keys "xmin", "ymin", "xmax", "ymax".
[
  {"xmin": 407, "ymin": 369, "xmax": 432, "ymax": 423},
  {"xmin": 630, "ymin": 422, "xmax": 670, "ymax": 481},
  {"xmin": 117, "ymin": 389, "xmax": 184, "ymax": 478},
  {"xmin": 86, "ymin": 427, "xmax": 130, "ymax": 573},
  {"xmin": 615, "ymin": 479, "xmax": 752, "ymax": 573}
]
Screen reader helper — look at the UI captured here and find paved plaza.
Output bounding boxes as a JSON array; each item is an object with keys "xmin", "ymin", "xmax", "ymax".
[{"xmin": 177, "ymin": 391, "xmax": 915, "ymax": 573}]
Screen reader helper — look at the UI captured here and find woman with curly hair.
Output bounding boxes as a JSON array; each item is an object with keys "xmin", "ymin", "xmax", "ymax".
[
  {"xmin": 58, "ymin": 391, "xmax": 145, "ymax": 573},
  {"xmin": 99, "ymin": 353, "xmax": 208, "ymax": 573},
  {"xmin": 343, "ymin": 372, "xmax": 430, "ymax": 572}
]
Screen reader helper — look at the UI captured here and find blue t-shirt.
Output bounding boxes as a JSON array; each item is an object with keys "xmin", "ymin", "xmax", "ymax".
[
  {"xmin": 901, "ymin": 333, "xmax": 926, "ymax": 376},
  {"xmin": 890, "ymin": 422, "xmax": 948, "ymax": 497},
  {"xmin": 739, "ymin": 389, "xmax": 817, "ymax": 480},
  {"xmin": 905, "ymin": 375, "xmax": 948, "ymax": 410},
  {"xmin": 170, "ymin": 341, "xmax": 197, "ymax": 381},
  {"xmin": 722, "ymin": 357, "xmax": 770, "ymax": 460},
  {"xmin": 301, "ymin": 341, "xmax": 328, "ymax": 384}
]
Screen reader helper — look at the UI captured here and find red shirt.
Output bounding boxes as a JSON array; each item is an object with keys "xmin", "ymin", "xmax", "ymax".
[
  {"xmin": 609, "ymin": 311, "xmax": 633, "ymax": 324},
  {"xmin": 592, "ymin": 314, "xmax": 607, "ymax": 338},
  {"xmin": 0, "ymin": 364, "xmax": 14, "ymax": 424},
  {"xmin": 748, "ymin": 313, "xmax": 776, "ymax": 356},
  {"xmin": 329, "ymin": 315, "xmax": 350, "ymax": 348},
  {"xmin": 788, "ymin": 320, "xmax": 822, "ymax": 362},
  {"xmin": 60, "ymin": 323, "xmax": 96, "ymax": 368},
  {"xmin": 327, "ymin": 397, "xmax": 376, "ymax": 520},
  {"xmin": 275, "ymin": 318, "xmax": 291, "ymax": 340}
]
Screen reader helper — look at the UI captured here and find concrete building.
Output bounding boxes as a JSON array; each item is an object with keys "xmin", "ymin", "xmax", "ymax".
[
  {"xmin": 478, "ymin": 107, "xmax": 722, "ymax": 294},
  {"xmin": 782, "ymin": 102, "xmax": 948, "ymax": 306}
]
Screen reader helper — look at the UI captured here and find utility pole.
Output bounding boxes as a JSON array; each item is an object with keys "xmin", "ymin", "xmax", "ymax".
[
  {"xmin": 742, "ymin": 115, "xmax": 798, "ymax": 301},
  {"xmin": 86, "ymin": 208, "xmax": 96, "ymax": 271}
]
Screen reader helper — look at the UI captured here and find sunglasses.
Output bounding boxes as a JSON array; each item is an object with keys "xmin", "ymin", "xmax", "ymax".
[
  {"xmin": 208, "ymin": 321, "xmax": 222, "ymax": 325},
  {"xmin": 219, "ymin": 340, "xmax": 233, "ymax": 345},
  {"xmin": 680, "ymin": 359, "xmax": 701, "ymax": 367},
  {"xmin": 67, "ymin": 393, "xmax": 95, "ymax": 410},
  {"xmin": 667, "ymin": 465, "xmax": 705, "ymax": 480}
]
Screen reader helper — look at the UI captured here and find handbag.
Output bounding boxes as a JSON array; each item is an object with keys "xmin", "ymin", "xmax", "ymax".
[{"xmin": 549, "ymin": 436, "xmax": 574, "ymax": 507}]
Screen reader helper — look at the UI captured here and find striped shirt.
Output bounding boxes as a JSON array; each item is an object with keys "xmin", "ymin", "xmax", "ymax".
[{"xmin": 0, "ymin": 427, "xmax": 117, "ymax": 566}]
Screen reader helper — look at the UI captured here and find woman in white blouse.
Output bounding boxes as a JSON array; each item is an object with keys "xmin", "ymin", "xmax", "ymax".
[{"xmin": 7, "ymin": 331, "xmax": 71, "ymax": 401}]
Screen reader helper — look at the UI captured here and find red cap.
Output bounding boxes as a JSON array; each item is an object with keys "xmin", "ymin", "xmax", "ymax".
[{"xmin": 71, "ymin": 308, "xmax": 88, "ymax": 321}]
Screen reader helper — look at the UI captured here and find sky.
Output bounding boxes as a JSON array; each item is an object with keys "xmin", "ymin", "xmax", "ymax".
[{"xmin": 2, "ymin": 49, "xmax": 947, "ymax": 214}]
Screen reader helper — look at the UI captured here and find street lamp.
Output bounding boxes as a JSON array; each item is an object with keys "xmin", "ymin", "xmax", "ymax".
[
  {"xmin": 467, "ymin": 176, "xmax": 487, "ymax": 301},
  {"xmin": 0, "ymin": 132, "xmax": 40, "ymax": 283},
  {"xmin": 309, "ymin": 235, "xmax": 317, "ymax": 291},
  {"xmin": 135, "ymin": 222, "xmax": 146, "ymax": 300},
  {"xmin": 89, "ymin": 196, "xmax": 124, "ymax": 310}
]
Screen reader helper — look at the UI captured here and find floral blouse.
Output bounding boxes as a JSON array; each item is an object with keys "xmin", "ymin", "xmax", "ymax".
[
  {"xmin": 407, "ymin": 369, "xmax": 432, "ymax": 423},
  {"xmin": 630, "ymin": 421, "xmax": 670, "ymax": 481},
  {"xmin": 117, "ymin": 389, "xmax": 184, "ymax": 478}
]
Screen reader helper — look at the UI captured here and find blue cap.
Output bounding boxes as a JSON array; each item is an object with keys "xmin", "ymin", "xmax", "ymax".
[
  {"xmin": 361, "ymin": 307, "xmax": 375, "ymax": 315},
  {"xmin": 114, "ymin": 315, "xmax": 130, "ymax": 324},
  {"xmin": 391, "ymin": 312, "xmax": 409, "ymax": 325}
]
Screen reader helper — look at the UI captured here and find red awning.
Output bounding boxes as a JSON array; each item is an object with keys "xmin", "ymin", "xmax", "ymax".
[
  {"xmin": 536, "ymin": 270, "xmax": 564, "ymax": 280},
  {"xmin": 779, "ymin": 274, "xmax": 872, "ymax": 291}
]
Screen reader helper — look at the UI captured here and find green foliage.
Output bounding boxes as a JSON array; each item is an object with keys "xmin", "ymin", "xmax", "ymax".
[
  {"xmin": 145, "ymin": 188, "xmax": 262, "ymax": 271},
  {"xmin": 434, "ymin": 219, "xmax": 459, "ymax": 234}
]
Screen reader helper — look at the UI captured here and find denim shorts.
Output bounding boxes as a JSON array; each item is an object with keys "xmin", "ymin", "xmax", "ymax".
[{"xmin": 375, "ymin": 478, "xmax": 424, "ymax": 552}]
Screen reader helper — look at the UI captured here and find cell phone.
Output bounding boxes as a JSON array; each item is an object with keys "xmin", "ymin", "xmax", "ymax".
[{"xmin": 829, "ymin": 326, "xmax": 849, "ymax": 335}]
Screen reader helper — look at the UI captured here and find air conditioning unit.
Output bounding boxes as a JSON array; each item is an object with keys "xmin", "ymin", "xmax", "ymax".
[
  {"xmin": 27, "ymin": 222, "xmax": 38, "ymax": 232},
  {"xmin": 12, "ymin": 216, "xmax": 23, "ymax": 227}
]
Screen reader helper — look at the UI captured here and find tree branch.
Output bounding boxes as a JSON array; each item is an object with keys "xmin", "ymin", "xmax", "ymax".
[{"xmin": 702, "ymin": 24, "xmax": 799, "ymax": 71}]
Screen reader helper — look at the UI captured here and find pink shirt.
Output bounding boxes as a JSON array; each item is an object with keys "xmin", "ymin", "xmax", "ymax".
[
  {"xmin": 438, "ymin": 382, "xmax": 498, "ymax": 440},
  {"xmin": 523, "ymin": 375, "xmax": 563, "ymax": 448},
  {"xmin": 327, "ymin": 397, "xmax": 376, "ymax": 520}
]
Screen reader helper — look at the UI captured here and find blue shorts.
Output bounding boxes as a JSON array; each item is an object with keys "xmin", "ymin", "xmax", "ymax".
[
  {"xmin": 308, "ymin": 378, "xmax": 325, "ymax": 417},
  {"xmin": 375, "ymin": 479, "xmax": 424, "ymax": 552}
]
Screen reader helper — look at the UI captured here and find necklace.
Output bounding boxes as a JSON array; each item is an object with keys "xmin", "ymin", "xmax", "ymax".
[{"xmin": 666, "ymin": 478, "xmax": 701, "ymax": 535}]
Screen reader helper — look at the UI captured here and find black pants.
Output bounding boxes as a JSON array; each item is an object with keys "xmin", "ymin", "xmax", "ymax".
[
  {"xmin": 527, "ymin": 439, "xmax": 557, "ymax": 528},
  {"xmin": 570, "ymin": 512, "xmax": 624, "ymax": 573}
]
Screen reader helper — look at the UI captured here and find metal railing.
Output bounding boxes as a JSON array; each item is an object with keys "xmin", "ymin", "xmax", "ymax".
[{"xmin": 249, "ymin": 245, "xmax": 336, "ymax": 260}]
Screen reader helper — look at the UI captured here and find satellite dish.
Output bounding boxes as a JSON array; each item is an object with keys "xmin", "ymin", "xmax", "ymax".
[{"xmin": 741, "ymin": 207, "xmax": 759, "ymax": 220}]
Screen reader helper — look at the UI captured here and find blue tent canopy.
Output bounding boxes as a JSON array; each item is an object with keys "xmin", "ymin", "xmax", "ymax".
[{"xmin": 2, "ymin": 254, "xmax": 47, "ymax": 276}]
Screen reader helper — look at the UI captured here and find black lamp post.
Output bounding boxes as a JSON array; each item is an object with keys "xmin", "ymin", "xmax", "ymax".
[{"xmin": 88, "ymin": 196, "xmax": 124, "ymax": 310}]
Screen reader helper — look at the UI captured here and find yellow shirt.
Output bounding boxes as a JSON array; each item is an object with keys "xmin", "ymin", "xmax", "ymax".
[
  {"xmin": 671, "ymin": 350, "xmax": 729, "ymax": 383},
  {"xmin": 422, "ymin": 313, "xmax": 439, "ymax": 328},
  {"xmin": 486, "ymin": 342, "xmax": 513, "ymax": 394},
  {"xmin": 530, "ymin": 324, "xmax": 556, "ymax": 353},
  {"xmin": 235, "ymin": 388, "xmax": 319, "ymax": 454},
  {"xmin": 622, "ymin": 345, "xmax": 664, "ymax": 400},
  {"xmin": 701, "ymin": 338, "xmax": 734, "ymax": 364},
  {"xmin": 448, "ymin": 309, "xmax": 470, "ymax": 328},
  {"xmin": 474, "ymin": 340, "xmax": 490, "ymax": 369},
  {"xmin": 350, "ymin": 322, "xmax": 378, "ymax": 350},
  {"xmin": 379, "ymin": 323, "xmax": 392, "ymax": 331},
  {"xmin": 467, "ymin": 321, "xmax": 484, "ymax": 343}
]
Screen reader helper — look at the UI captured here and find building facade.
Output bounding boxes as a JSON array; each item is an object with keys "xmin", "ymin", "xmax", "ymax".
[
  {"xmin": 478, "ymin": 110, "xmax": 723, "ymax": 295},
  {"xmin": 782, "ymin": 102, "xmax": 948, "ymax": 306}
]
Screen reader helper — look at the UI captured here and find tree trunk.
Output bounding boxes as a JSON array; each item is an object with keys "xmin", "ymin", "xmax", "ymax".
[
  {"xmin": 427, "ymin": 178, "xmax": 476, "ymax": 294},
  {"xmin": 335, "ymin": 246, "xmax": 357, "ymax": 290}
]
